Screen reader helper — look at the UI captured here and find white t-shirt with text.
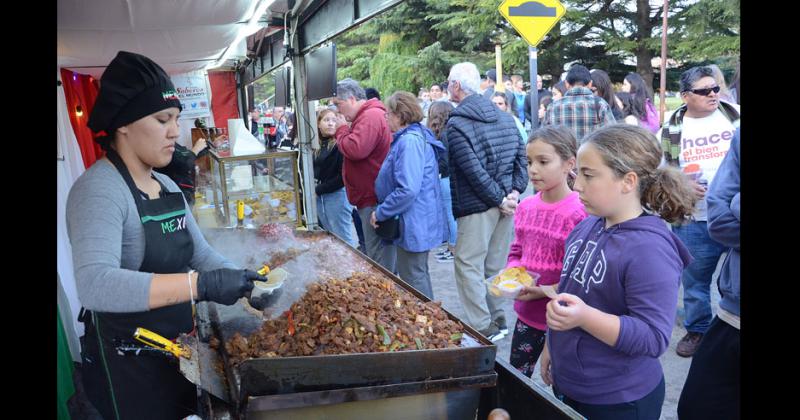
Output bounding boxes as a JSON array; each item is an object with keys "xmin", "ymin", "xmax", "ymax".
[{"xmin": 668, "ymin": 105, "xmax": 740, "ymax": 220}]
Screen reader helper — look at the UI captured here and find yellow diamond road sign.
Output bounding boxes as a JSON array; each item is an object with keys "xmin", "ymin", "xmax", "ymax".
[{"xmin": 499, "ymin": 0, "xmax": 566, "ymax": 47}]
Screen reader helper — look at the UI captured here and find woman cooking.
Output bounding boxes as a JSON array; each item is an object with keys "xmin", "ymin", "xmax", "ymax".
[{"xmin": 66, "ymin": 51, "xmax": 266, "ymax": 419}]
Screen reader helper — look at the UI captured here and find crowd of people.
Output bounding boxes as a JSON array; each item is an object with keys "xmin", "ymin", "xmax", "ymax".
[
  {"xmin": 309, "ymin": 61, "xmax": 740, "ymax": 419},
  {"xmin": 66, "ymin": 48, "xmax": 740, "ymax": 419}
]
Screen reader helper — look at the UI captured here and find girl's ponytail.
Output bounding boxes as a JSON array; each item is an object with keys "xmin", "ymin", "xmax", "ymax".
[
  {"xmin": 642, "ymin": 166, "xmax": 697, "ymax": 224},
  {"xmin": 567, "ymin": 169, "xmax": 577, "ymax": 190}
]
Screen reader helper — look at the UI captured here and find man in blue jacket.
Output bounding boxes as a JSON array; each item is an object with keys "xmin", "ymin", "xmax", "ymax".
[
  {"xmin": 677, "ymin": 127, "xmax": 740, "ymax": 420},
  {"xmin": 445, "ymin": 62, "xmax": 529, "ymax": 341}
]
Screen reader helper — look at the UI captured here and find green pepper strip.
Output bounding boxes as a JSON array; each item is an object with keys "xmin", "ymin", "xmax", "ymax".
[
  {"xmin": 377, "ymin": 324, "xmax": 391, "ymax": 345},
  {"xmin": 414, "ymin": 337, "xmax": 423, "ymax": 350}
]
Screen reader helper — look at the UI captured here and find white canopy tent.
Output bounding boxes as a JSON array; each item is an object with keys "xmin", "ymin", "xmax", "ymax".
[{"xmin": 57, "ymin": 0, "xmax": 290, "ymax": 77}]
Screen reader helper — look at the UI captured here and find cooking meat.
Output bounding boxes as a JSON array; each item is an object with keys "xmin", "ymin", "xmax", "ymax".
[
  {"xmin": 225, "ymin": 272, "xmax": 464, "ymax": 365},
  {"xmin": 258, "ymin": 223, "xmax": 295, "ymax": 240},
  {"xmin": 263, "ymin": 247, "xmax": 306, "ymax": 268}
]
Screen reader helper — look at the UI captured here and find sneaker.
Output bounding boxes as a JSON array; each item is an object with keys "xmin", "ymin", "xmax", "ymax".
[
  {"xmin": 676, "ymin": 332, "xmax": 704, "ymax": 357},
  {"xmin": 494, "ymin": 315, "xmax": 508, "ymax": 335},
  {"xmin": 435, "ymin": 246, "xmax": 450, "ymax": 257},
  {"xmin": 479, "ymin": 323, "xmax": 507, "ymax": 342},
  {"xmin": 436, "ymin": 250, "xmax": 454, "ymax": 262}
]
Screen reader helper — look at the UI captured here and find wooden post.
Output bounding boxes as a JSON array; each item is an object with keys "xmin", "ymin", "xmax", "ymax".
[{"xmin": 495, "ymin": 44, "xmax": 505, "ymax": 93}]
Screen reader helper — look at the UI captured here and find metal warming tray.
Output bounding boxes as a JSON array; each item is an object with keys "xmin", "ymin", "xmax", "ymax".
[{"xmin": 195, "ymin": 228, "xmax": 498, "ymax": 416}]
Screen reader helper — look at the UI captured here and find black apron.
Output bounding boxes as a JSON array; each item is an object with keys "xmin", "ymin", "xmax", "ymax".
[{"xmin": 80, "ymin": 150, "xmax": 197, "ymax": 420}]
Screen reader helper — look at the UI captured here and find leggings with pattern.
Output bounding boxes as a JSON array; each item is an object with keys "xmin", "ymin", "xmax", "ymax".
[{"xmin": 509, "ymin": 318, "xmax": 546, "ymax": 377}]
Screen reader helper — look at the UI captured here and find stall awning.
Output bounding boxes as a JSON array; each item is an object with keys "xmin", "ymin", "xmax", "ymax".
[{"xmin": 57, "ymin": 0, "xmax": 276, "ymax": 77}]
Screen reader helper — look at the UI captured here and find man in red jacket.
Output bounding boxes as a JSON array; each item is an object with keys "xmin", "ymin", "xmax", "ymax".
[{"xmin": 331, "ymin": 78, "xmax": 395, "ymax": 272}]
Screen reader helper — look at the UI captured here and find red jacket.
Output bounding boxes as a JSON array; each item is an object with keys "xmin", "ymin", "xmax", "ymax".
[{"xmin": 335, "ymin": 98, "xmax": 392, "ymax": 209}]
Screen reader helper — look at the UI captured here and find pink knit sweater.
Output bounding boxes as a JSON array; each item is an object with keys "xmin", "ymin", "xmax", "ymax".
[{"xmin": 507, "ymin": 191, "xmax": 588, "ymax": 331}]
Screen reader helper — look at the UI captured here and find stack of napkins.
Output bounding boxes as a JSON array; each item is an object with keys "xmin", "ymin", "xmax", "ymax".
[{"xmin": 228, "ymin": 118, "xmax": 266, "ymax": 156}]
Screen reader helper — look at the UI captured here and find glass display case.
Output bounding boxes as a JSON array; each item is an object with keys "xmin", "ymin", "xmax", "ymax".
[{"xmin": 206, "ymin": 149, "xmax": 301, "ymax": 227}]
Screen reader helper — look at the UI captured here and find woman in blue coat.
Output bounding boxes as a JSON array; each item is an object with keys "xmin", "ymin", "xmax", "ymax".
[{"xmin": 370, "ymin": 91, "xmax": 445, "ymax": 299}]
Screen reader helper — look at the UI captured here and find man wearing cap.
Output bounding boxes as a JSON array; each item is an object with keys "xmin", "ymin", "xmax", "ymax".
[{"xmin": 66, "ymin": 50, "xmax": 267, "ymax": 419}]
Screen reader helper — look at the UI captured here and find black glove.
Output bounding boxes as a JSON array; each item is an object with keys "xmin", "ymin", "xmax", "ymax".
[{"xmin": 197, "ymin": 269, "xmax": 265, "ymax": 305}]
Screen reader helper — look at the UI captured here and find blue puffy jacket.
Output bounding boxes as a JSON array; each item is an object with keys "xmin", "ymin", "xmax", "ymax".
[
  {"xmin": 374, "ymin": 123, "xmax": 445, "ymax": 252},
  {"xmin": 446, "ymin": 93, "xmax": 529, "ymax": 218}
]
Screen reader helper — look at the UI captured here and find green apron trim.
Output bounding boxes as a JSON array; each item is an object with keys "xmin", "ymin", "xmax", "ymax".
[{"xmin": 140, "ymin": 209, "xmax": 186, "ymax": 223}]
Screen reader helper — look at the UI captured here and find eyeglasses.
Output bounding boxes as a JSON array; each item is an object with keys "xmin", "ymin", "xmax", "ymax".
[{"xmin": 684, "ymin": 85, "xmax": 720, "ymax": 96}]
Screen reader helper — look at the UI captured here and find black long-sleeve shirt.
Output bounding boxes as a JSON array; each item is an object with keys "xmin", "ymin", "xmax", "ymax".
[
  {"xmin": 154, "ymin": 143, "xmax": 203, "ymax": 205},
  {"xmin": 313, "ymin": 138, "xmax": 346, "ymax": 195}
]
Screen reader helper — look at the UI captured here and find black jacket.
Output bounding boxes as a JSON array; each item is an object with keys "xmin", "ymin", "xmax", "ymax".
[
  {"xmin": 446, "ymin": 94, "xmax": 529, "ymax": 219},
  {"xmin": 313, "ymin": 138, "xmax": 345, "ymax": 195},
  {"xmin": 154, "ymin": 143, "xmax": 201, "ymax": 205}
]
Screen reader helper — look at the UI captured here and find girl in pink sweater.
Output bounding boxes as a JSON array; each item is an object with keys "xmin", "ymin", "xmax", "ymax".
[{"xmin": 507, "ymin": 126, "xmax": 588, "ymax": 377}]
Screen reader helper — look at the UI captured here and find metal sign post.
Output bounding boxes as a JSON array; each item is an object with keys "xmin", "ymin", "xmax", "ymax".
[{"xmin": 529, "ymin": 46, "xmax": 538, "ymax": 128}]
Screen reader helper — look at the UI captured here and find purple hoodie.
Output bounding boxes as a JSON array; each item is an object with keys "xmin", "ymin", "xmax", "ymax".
[{"xmin": 548, "ymin": 214, "xmax": 692, "ymax": 405}]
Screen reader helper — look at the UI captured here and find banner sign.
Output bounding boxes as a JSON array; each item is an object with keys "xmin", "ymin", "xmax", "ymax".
[{"xmin": 171, "ymin": 72, "xmax": 211, "ymax": 119}]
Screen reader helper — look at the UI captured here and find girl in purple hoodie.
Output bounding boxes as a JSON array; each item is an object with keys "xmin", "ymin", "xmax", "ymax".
[{"xmin": 541, "ymin": 124, "xmax": 696, "ymax": 419}]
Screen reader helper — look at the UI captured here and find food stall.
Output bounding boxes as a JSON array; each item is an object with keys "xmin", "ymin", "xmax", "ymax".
[
  {"xmin": 175, "ymin": 227, "xmax": 581, "ymax": 419},
  {"xmin": 59, "ymin": 1, "xmax": 584, "ymax": 418}
]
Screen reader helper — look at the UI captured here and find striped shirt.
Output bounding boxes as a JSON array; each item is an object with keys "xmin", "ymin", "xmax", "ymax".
[{"xmin": 543, "ymin": 86, "xmax": 616, "ymax": 143}]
